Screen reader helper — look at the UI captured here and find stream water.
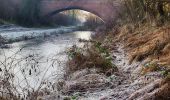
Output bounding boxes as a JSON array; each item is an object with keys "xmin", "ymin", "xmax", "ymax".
[{"xmin": 0, "ymin": 25, "xmax": 93, "ymax": 94}]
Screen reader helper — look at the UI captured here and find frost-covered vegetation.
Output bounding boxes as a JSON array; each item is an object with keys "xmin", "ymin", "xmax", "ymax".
[{"xmin": 0, "ymin": 0, "xmax": 170, "ymax": 100}]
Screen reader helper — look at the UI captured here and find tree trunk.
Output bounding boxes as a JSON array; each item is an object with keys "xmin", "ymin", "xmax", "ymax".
[
  {"xmin": 157, "ymin": 1, "xmax": 165, "ymax": 24},
  {"xmin": 158, "ymin": 1, "xmax": 165, "ymax": 16}
]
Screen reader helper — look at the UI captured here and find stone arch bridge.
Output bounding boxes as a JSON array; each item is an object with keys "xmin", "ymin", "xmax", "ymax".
[
  {"xmin": 40, "ymin": 0, "xmax": 121, "ymax": 22},
  {"xmin": 3, "ymin": 0, "xmax": 121, "ymax": 23}
]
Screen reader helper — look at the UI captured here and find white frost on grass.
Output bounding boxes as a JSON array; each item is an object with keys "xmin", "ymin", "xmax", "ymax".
[{"xmin": 0, "ymin": 25, "xmax": 78, "ymax": 40}]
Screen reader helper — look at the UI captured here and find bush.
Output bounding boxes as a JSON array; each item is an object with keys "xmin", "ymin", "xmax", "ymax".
[
  {"xmin": 66, "ymin": 41, "xmax": 117, "ymax": 75},
  {"xmin": 0, "ymin": 35, "xmax": 6, "ymax": 45}
]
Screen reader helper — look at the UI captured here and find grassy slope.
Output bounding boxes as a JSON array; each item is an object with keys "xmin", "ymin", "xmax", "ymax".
[
  {"xmin": 117, "ymin": 24, "xmax": 170, "ymax": 71},
  {"xmin": 110, "ymin": 23, "xmax": 170, "ymax": 99}
]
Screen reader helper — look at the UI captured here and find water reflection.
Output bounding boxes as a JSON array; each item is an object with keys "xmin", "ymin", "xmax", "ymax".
[{"xmin": 73, "ymin": 31, "xmax": 92, "ymax": 40}]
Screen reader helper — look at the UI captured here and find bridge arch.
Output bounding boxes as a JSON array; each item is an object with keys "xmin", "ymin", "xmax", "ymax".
[
  {"xmin": 40, "ymin": 0, "xmax": 121, "ymax": 23},
  {"xmin": 46, "ymin": 6, "xmax": 105, "ymax": 22}
]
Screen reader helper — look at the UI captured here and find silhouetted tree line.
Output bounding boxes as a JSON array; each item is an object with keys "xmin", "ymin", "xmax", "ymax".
[
  {"xmin": 83, "ymin": 15, "xmax": 104, "ymax": 30},
  {"xmin": 50, "ymin": 13, "xmax": 80, "ymax": 26},
  {"xmin": 0, "ymin": 0, "xmax": 19, "ymax": 22},
  {"xmin": 16, "ymin": 0, "xmax": 41, "ymax": 26}
]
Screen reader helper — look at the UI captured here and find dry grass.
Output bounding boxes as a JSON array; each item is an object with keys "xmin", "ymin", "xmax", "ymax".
[
  {"xmin": 128, "ymin": 79, "xmax": 170, "ymax": 100},
  {"xmin": 0, "ymin": 47, "xmax": 63, "ymax": 99},
  {"xmin": 113, "ymin": 23, "xmax": 170, "ymax": 99},
  {"xmin": 119, "ymin": 24, "xmax": 170, "ymax": 78},
  {"xmin": 157, "ymin": 79, "xmax": 170, "ymax": 99},
  {"xmin": 117, "ymin": 24, "xmax": 170, "ymax": 66},
  {"xmin": 66, "ymin": 40, "xmax": 118, "ymax": 76}
]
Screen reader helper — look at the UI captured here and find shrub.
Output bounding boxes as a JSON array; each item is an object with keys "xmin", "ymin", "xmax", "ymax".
[
  {"xmin": 141, "ymin": 61, "xmax": 160, "ymax": 74},
  {"xmin": 141, "ymin": 61, "xmax": 170, "ymax": 79},
  {"xmin": 66, "ymin": 41, "xmax": 117, "ymax": 75}
]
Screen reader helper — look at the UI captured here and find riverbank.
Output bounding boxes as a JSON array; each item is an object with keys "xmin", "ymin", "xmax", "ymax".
[
  {"xmin": 0, "ymin": 25, "xmax": 82, "ymax": 48},
  {"xmin": 107, "ymin": 23, "xmax": 170, "ymax": 99},
  {"xmin": 0, "ymin": 25, "xmax": 95, "ymax": 100},
  {"xmin": 43, "ymin": 23, "xmax": 170, "ymax": 100},
  {"xmin": 0, "ymin": 23, "xmax": 170, "ymax": 99}
]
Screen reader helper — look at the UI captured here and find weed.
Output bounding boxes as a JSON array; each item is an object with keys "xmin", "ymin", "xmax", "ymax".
[
  {"xmin": 66, "ymin": 41, "xmax": 117, "ymax": 75},
  {"xmin": 63, "ymin": 96, "xmax": 71, "ymax": 100},
  {"xmin": 141, "ymin": 61, "xmax": 170, "ymax": 79},
  {"xmin": 141, "ymin": 61, "xmax": 160, "ymax": 74},
  {"xmin": 160, "ymin": 66, "xmax": 170, "ymax": 79}
]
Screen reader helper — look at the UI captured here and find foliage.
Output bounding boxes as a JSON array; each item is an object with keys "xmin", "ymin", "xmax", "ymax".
[
  {"xmin": 141, "ymin": 61, "xmax": 170, "ymax": 79},
  {"xmin": 121, "ymin": 0, "xmax": 170, "ymax": 25},
  {"xmin": 160, "ymin": 66, "xmax": 170, "ymax": 79},
  {"xmin": 49, "ymin": 13, "xmax": 81, "ymax": 26},
  {"xmin": 66, "ymin": 40, "xmax": 117, "ymax": 75},
  {"xmin": 0, "ymin": 0, "xmax": 19, "ymax": 21},
  {"xmin": 0, "ymin": 19, "xmax": 5, "ymax": 25},
  {"xmin": 16, "ymin": 0, "xmax": 41, "ymax": 26},
  {"xmin": 141, "ymin": 61, "xmax": 160, "ymax": 74},
  {"xmin": 83, "ymin": 15, "xmax": 104, "ymax": 30}
]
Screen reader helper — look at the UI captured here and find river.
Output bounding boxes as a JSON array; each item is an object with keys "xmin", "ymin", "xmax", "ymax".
[{"xmin": 0, "ymin": 25, "xmax": 93, "ymax": 94}]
